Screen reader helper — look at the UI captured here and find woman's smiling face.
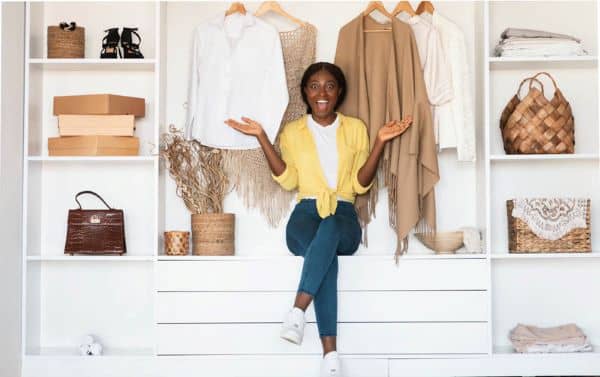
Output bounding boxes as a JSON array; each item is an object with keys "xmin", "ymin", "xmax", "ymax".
[{"xmin": 303, "ymin": 69, "xmax": 341, "ymax": 119}]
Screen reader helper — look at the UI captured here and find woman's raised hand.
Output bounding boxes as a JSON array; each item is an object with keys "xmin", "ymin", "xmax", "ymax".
[
  {"xmin": 376, "ymin": 116, "xmax": 412, "ymax": 144},
  {"xmin": 225, "ymin": 117, "xmax": 265, "ymax": 137}
]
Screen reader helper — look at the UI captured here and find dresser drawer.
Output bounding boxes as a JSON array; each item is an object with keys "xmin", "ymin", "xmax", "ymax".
[
  {"xmin": 157, "ymin": 290, "xmax": 488, "ymax": 323},
  {"xmin": 157, "ymin": 322, "xmax": 489, "ymax": 355},
  {"xmin": 157, "ymin": 257, "xmax": 487, "ymax": 291}
]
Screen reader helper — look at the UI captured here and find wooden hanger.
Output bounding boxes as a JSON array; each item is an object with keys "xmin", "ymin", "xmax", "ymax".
[
  {"xmin": 391, "ymin": 1, "xmax": 416, "ymax": 17},
  {"xmin": 225, "ymin": 2, "xmax": 247, "ymax": 16},
  {"xmin": 363, "ymin": 1, "xmax": 392, "ymax": 33},
  {"xmin": 416, "ymin": 1, "xmax": 435, "ymax": 15},
  {"xmin": 254, "ymin": 1, "xmax": 306, "ymax": 26}
]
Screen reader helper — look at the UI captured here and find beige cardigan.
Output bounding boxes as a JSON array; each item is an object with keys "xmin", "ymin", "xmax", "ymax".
[{"xmin": 334, "ymin": 15, "xmax": 440, "ymax": 258}]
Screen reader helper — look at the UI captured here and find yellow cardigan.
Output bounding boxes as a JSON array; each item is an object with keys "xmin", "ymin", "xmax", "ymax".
[{"xmin": 272, "ymin": 113, "xmax": 373, "ymax": 218}]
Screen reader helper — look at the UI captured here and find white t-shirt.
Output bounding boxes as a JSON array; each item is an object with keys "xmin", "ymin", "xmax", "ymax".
[{"xmin": 307, "ymin": 114, "xmax": 339, "ymax": 190}]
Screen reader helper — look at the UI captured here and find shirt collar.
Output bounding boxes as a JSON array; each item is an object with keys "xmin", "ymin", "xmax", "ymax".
[
  {"xmin": 210, "ymin": 11, "xmax": 256, "ymax": 29},
  {"xmin": 300, "ymin": 113, "xmax": 345, "ymax": 130}
]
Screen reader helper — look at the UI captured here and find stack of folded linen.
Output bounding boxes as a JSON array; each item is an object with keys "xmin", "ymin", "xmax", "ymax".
[
  {"xmin": 495, "ymin": 27, "xmax": 587, "ymax": 57},
  {"xmin": 510, "ymin": 323, "xmax": 593, "ymax": 353}
]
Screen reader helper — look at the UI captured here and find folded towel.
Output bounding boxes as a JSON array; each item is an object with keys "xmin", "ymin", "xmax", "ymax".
[
  {"xmin": 509, "ymin": 323, "xmax": 592, "ymax": 353},
  {"xmin": 501, "ymin": 27, "xmax": 581, "ymax": 43}
]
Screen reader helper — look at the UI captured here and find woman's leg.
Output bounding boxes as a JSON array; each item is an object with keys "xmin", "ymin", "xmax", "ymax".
[
  {"xmin": 312, "ymin": 204, "xmax": 361, "ymax": 355},
  {"xmin": 286, "ymin": 201, "xmax": 321, "ymax": 311}
]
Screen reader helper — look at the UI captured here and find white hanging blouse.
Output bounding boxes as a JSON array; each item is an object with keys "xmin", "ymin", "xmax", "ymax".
[
  {"xmin": 421, "ymin": 11, "xmax": 476, "ymax": 161},
  {"xmin": 396, "ymin": 12, "xmax": 454, "ymax": 148},
  {"xmin": 184, "ymin": 12, "xmax": 289, "ymax": 149}
]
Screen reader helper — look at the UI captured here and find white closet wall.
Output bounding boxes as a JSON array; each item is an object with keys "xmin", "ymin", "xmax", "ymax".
[{"xmin": 0, "ymin": 3, "xmax": 24, "ymax": 377}]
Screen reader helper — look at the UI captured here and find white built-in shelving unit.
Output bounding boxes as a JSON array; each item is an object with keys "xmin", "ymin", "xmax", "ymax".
[{"xmin": 19, "ymin": 1, "xmax": 600, "ymax": 377}]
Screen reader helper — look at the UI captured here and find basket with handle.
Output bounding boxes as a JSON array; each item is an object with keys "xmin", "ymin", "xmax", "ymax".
[
  {"xmin": 500, "ymin": 72, "xmax": 574, "ymax": 154},
  {"xmin": 47, "ymin": 21, "xmax": 85, "ymax": 58}
]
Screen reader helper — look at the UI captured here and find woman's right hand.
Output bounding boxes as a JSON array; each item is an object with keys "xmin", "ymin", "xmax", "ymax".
[{"xmin": 225, "ymin": 117, "xmax": 264, "ymax": 138}]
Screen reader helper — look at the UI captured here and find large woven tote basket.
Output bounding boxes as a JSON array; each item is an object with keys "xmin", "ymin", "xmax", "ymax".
[{"xmin": 500, "ymin": 72, "xmax": 574, "ymax": 154}]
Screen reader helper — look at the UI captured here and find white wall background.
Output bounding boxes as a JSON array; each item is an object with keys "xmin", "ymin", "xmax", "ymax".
[
  {"xmin": 163, "ymin": 1, "xmax": 482, "ymax": 256},
  {"xmin": 0, "ymin": 2, "xmax": 24, "ymax": 377}
]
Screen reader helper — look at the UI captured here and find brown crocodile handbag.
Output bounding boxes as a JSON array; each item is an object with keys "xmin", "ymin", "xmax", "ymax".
[{"xmin": 64, "ymin": 190, "xmax": 126, "ymax": 255}]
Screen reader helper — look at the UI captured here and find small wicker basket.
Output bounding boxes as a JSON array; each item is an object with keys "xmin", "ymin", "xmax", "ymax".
[
  {"xmin": 47, "ymin": 24, "xmax": 85, "ymax": 58},
  {"xmin": 191, "ymin": 213, "xmax": 235, "ymax": 256},
  {"xmin": 164, "ymin": 231, "xmax": 190, "ymax": 256},
  {"xmin": 507, "ymin": 200, "xmax": 591, "ymax": 253}
]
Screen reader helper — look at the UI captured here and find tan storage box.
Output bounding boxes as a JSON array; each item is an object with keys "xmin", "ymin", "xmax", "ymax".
[
  {"xmin": 48, "ymin": 136, "xmax": 139, "ymax": 156},
  {"xmin": 53, "ymin": 94, "xmax": 145, "ymax": 117},
  {"xmin": 58, "ymin": 115, "xmax": 136, "ymax": 136}
]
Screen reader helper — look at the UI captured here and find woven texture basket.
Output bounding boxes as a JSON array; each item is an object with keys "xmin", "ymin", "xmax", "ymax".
[
  {"xmin": 507, "ymin": 200, "xmax": 591, "ymax": 253},
  {"xmin": 47, "ymin": 25, "xmax": 85, "ymax": 58},
  {"xmin": 164, "ymin": 231, "xmax": 190, "ymax": 256},
  {"xmin": 191, "ymin": 213, "xmax": 235, "ymax": 256},
  {"xmin": 500, "ymin": 72, "xmax": 574, "ymax": 154}
]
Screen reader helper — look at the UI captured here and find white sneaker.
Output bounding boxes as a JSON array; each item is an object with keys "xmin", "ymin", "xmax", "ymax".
[
  {"xmin": 280, "ymin": 307, "xmax": 305, "ymax": 345},
  {"xmin": 321, "ymin": 351, "xmax": 342, "ymax": 377}
]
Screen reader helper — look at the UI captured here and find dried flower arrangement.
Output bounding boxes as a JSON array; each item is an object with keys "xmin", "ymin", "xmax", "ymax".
[{"xmin": 159, "ymin": 125, "xmax": 229, "ymax": 214}]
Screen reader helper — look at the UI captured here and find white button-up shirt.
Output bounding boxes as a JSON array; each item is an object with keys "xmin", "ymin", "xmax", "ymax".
[{"xmin": 184, "ymin": 12, "xmax": 289, "ymax": 149}]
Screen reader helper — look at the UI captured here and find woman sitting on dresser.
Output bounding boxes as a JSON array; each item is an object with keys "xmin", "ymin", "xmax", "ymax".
[{"xmin": 226, "ymin": 62, "xmax": 411, "ymax": 377}]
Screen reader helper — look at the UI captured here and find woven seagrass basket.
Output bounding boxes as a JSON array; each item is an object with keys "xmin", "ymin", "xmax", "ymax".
[
  {"xmin": 164, "ymin": 231, "xmax": 190, "ymax": 256},
  {"xmin": 507, "ymin": 200, "xmax": 591, "ymax": 253},
  {"xmin": 191, "ymin": 213, "xmax": 235, "ymax": 256},
  {"xmin": 47, "ymin": 24, "xmax": 85, "ymax": 58},
  {"xmin": 500, "ymin": 72, "xmax": 574, "ymax": 154}
]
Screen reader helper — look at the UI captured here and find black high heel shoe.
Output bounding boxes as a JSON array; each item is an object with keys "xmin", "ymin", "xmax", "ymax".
[
  {"xmin": 100, "ymin": 28, "xmax": 121, "ymax": 58},
  {"xmin": 121, "ymin": 27, "xmax": 144, "ymax": 59}
]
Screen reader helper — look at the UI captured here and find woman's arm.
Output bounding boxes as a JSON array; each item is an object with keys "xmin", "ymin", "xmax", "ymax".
[
  {"xmin": 357, "ymin": 117, "xmax": 412, "ymax": 187},
  {"xmin": 225, "ymin": 117, "xmax": 286, "ymax": 176}
]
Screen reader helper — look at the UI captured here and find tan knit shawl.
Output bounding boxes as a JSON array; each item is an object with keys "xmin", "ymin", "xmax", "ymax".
[
  {"xmin": 334, "ymin": 15, "xmax": 439, "ymax": 260},
  {"xmin": 223, "ymin": 23, "xmax": 317, "ymax": 227}
]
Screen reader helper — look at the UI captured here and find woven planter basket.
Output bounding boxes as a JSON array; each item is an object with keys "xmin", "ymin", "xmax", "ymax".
[
  {"xmin": 191, "ymin": 213, "xmax": 235, "ymax": 256},
  {"xmin": 500, "ymin": 72, "xmax": 574, "ymax": 154},
  {"xmin": 164, "ymin": 231, "xmax": 190, "ymax": 256},
  {"xmin": 47, "ymin": 25, "xmax": 85, "ymax": 58},
  {"xmin": 507, "ymin": 200, "xmax": 591, "ymax": 253}
]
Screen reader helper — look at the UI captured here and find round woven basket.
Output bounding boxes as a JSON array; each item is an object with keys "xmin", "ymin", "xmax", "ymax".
[
  {"xmin": 415, "ymin": 231, "xmax": 464, "ymax": 254},
  {"xmin": 164, "ymin": 231, "xmax": 190, "ymax": 256},
  {"xmin": 47, "ymin": 25, "xmax": 85, "ymax": 58},
  {"xmin": 191, "ymin": 213, "xmax": 235, "ymax": 256}
]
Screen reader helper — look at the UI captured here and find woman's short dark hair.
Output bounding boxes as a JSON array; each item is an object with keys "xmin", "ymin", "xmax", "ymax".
[{"xmin": 300, "ymin": 62, "xmax": 347, "ymax": 114}]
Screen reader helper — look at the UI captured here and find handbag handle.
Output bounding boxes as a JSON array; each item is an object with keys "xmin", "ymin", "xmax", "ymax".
[
  {"xmin": 529, "ymin": 71, "xmax": 559, "ymax": 92},
  {"xmin": 74, "ymin": 190, "xmax": 113, "ymax": 210},
  {"xmin": 517, "ymin": 76, "xmax": 544, "ymax": 99}
]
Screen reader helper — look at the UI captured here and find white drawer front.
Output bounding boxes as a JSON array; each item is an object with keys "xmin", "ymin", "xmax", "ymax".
[
  {"xmin": 157, "ymin": 258, "xmax": 487, "ymax": 291},
  {"xmin": 157, "ymin": 322, "xmax": 488, "ymax": 355},
  {"xmin": 157, "ymin": 291, "xmax": 488, "ymax": 323}
]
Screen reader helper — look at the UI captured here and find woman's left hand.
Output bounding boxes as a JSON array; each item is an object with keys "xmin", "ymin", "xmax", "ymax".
[{"xmin": 376, "ymin": 116, "xmax": 412, "ymax": 144}]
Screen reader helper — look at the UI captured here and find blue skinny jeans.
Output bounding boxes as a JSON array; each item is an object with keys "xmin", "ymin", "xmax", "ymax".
[{"xmin": 285, "ymin": 199, "xmax": 361, "ymax": 337}]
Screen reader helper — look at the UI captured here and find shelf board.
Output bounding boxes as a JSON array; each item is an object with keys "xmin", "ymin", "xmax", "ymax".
[
  {"xmin": 490, "ymin": 154, "xmax": 599, "ymax": 161},
  {"xmin": 493, "ymin": 345, "xmax": 598, "ymax": 357},
  {"xmin": 27, "ymin": 255, "xmax": 155, "ymax": 262},
  {"xmin": 28, "ymin": 156, "xmax": 157, "ymax": 162},
  {"xmin": 26, "ymin": 346, "xmax": 154, "ymax": 357},
  {"xmin": 489, "ymin": 56, "xmax": 597, "ymax": 63},
  {"xmin": 492, "ymin": 252, "xmax": 600, "ymax": 260},
  {"xmin": 29, "ymin": 58, "xmax": 156, "ymax": 71},
  {"xmin": 157, "ymin": 253, "xmax": 487, "ymax": 261}
]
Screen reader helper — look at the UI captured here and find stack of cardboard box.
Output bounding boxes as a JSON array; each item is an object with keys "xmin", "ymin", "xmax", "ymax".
[{"xmin": 49, "ymin": 94, "xmax": 145, "ymax": 156}]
